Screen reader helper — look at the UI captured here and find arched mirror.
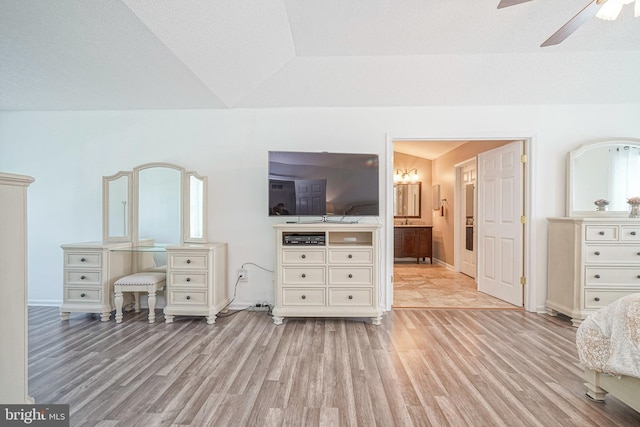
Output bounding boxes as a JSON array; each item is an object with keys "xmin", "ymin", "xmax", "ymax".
[
  {"xmin": 568, "ymin": 138, "xmax": 640, "ymax": 217},
  {"xmin": 394, "ymin": 182, "xmax": 422, "ymax": 218},
  {"xmin": 103, "ymin": 163, "xmax": 207, "ymax": 244}
]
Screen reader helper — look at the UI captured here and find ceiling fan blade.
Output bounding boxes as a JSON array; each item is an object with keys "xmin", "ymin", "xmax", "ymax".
[
  {"xmin": 541, "ymin": 0, "xmax": 600, "ymax": 47},
  {"xmin": 497, "ymin": 0, "xmax": 535, "ymax": 8}
]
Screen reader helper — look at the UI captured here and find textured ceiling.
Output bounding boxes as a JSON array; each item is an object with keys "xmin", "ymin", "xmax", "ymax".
[{"xmin": 2, "ymin": 0, "xmax": 640, "ymax": 111}]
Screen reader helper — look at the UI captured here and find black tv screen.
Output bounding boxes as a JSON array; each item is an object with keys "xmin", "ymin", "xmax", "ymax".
[{"xmin": 268, "ymin": 151, "xmax": 379, "ymax": 217}]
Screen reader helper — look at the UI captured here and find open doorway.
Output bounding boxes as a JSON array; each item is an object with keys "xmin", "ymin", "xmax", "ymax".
[{"xmin": 391, "ymin": 138, "xmax": 525, "ymax": 309}]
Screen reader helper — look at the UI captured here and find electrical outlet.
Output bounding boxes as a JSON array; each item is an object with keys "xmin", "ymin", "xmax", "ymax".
[
  {"xmin": 251, "ymin": 302, "xmax": 270, "ymax": 311},
  {"xmin": 238, "ymin": 268, "xmax": 248, "ymax": 281}
]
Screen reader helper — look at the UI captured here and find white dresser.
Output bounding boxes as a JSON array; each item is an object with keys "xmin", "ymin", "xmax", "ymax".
[
  {"xmin": 59, "ymin": 241, "xmax": 133, "ymax": 321},
  {"xmin": 547, "ymin": 217, "xmax": 640, "ymax": 326},
  {"xmin": 164, "ymin": 243, "xmax": 228, "ymax": 324},
  {"xmin": 0, "ymin": 172, "xmax": 34, "ymax": 404},
  {"xmin": 272, "ymin": 223, "xmax": 382, "ymax": 325}
]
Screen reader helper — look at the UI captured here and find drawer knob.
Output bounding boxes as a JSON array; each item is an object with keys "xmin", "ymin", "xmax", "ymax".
[
  {"xmin": 81, "ymin": 275, "xmax": 86, "ymax": 280},
  {"xmin": 80, "ymin": 293, "xmax": 86, "ymax": 298},
  {"xmin": 594, "ymin": 251, "xmax": 600, "ymax": 256},
  {"xmin": 348, "ymin": 254, "xmax": 353, "ymax": 259},
  {"xmin": 301, "ymin": 295, "xmax": 306, "ymax": 300},
  {"xmin": 186, "ymin": 277, "xmax": 191, "ymax": 282},
  {"xmin": 595, "ymin": 274, "xmax": 600, "ymax": 279},
  {"xmin": 348, "ymin": 295, "xmax": 353, "ymax": 300},
  {"xmin": 301, "ymin": 273, "xmax": 306, "ymax": 278},
  {"xmin": 348, "ymin": 274, "xmax": 353, "ymax": 278},
  {"xmin": 632, "ymin": 231, "xmax": 637, "ymax": 236},
  {"xmin": 80, "ymin": 257, "xmax": 86, "ymax": 262},
  {"xmin": 599, "ymin": 231, "xmax": 605, "ymax": 235},
  {"xmin": 595, "ymin": 297, "xmax": 600, "ymax": 302},
  {"xmin": 637, "ymin": 275, "xmax": 640, "ymax": 279},
  {"xmin": 301, "ymin": 254, "xmax": 306, "ymax": 259},
  {"xmin": 186, "ymin": 259, "xmax": 191, "ymax": 264},
  {"xmin": 186, "ymin": 295, "xmax": 191, "ymax": 300}
]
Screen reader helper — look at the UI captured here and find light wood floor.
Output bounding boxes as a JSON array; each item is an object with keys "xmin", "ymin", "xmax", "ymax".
[
  {"xmin": 28, "ymin": 306, "xmax": 640, "ymax": 426},
  {"xmin": 394, "ymin": 263, "xmax": 520, "ymax": 309}
]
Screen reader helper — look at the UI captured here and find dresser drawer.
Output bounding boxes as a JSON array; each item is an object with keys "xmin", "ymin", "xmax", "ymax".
[
  {"xmin": 170, "ymin": 290, "xmax": 207, "ymax": 305},
  {"xmin": 584, "ymin": 267, "xmax": 640, "ymax": 286},
  {"xmin": 65, "ymin": 252, "xmax": 102, "ymax": 268},
  {"xmin": 621, "ymin": 226, "xmax": 640, "ymax": 241},
  {"xmin": 169, "ymin": 254, "xmax": 208, "ymax": 270},
  {"xmin": 282, "ymin": 288, "xmax": 325, "ymax": 306},
  {"xmin": 282, "ymin": 267, "xmax": 325, "ymax": 285},
  {"xmin": 65, "ymin": 270, "xmax": 101, "ymax": 285},
  {"xmin": 328, "ymin": 249, "xmax": 372, "ymax": 264},
  {"xmin": 329, "ymin": 288, "xmax": 372, "ymax": 306},
  {"xmin": 328, "ymin": 267, "xmax": 372, "ymax": 285},
  {"xmin": 65, "ymin": 288, "xmax": 101, "ymax": 303},
  {"xmin": 282, "ymin": 249, "xmax": 325, "ymax": 264},
  {"xmin": 170, "ymin": 272, "xmax": 207, "ymax": 287},
  {"xmin": 584, "ymin": 245, "xmax": 640, "ymax": 263},
  {"xmin": 584, "ymin": 289, "xmax": 638, "ymax": 309},
  {"xmin": 585, "ymin": 226, "xmax": 618, "ymax": 241}
]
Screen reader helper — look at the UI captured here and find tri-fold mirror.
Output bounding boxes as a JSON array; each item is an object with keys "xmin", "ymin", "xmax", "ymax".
[{"xmin": 102, "ymin": 163, "xmax": 207, "ymax": 244}]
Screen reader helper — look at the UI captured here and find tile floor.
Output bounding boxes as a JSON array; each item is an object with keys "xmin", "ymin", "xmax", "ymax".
[{"xmin": 393, "ymin": 262, "xmax": 521, "ymax": 309}]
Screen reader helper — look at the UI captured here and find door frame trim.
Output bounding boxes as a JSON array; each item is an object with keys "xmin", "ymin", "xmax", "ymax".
[
  {"xmin": 454, "ymin": 157, "xmax": 477, "ymax": 277},
  {"xmin": 385, "ymin": 134, "xmax": 536, "ymax": 313}
]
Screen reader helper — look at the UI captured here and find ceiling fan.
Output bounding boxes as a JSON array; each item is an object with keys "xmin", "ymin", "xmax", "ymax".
[{"xmin": 498, "ymin": 0, "xmax": 640, "ymax": 47}]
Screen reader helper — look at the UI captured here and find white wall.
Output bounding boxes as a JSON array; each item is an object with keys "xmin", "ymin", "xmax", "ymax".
[{"xmin": 1, "ymin": 105, "xmax": 640, "ymax": 312}]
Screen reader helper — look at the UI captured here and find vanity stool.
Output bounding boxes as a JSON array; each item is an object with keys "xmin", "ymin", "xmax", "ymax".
[{"xmin": 114, "ymin": 272, "xmax": 166, "ymax": 323}]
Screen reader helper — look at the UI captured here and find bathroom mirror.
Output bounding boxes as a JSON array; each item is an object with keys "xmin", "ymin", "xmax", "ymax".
[
  {"xmin": 568, "ymin": 138, "xmax": 640, "ymax": 217},
  {"xmin": 103, "ymin": 162, "xmax": 208, "ymax": 244},
  {"xmin": 394, "ymin": 182, "xmax": 421, "ymax": 218}
]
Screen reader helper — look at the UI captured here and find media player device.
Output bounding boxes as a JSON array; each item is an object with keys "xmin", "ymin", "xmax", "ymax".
[{"xmin": 283, "ymin": 233, "xmax": 326, "ymax": 245}]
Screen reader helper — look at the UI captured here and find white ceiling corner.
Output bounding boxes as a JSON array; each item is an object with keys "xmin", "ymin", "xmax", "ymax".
[
  {"xmin": 1, "ymin": 0, "xmax": 640, "ymax": 111},
  {"xmin": 120, "ymin": 0, "xmax": 296, "ymax": 107}
]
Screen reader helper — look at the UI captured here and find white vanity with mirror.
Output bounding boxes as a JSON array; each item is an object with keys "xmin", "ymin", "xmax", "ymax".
[
  {"xmin": 60, "ymin": 163, "xmax": 228, "ymax": 324},
  {"xmin": 547, "ymin": 139, "xmax": 640, "ymax": 326}
]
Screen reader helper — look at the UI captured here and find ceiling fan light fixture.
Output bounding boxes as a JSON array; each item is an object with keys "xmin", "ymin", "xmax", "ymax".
[{"xmin": 596, "ymin": 0, "xmax": 624, "ymax": 20}]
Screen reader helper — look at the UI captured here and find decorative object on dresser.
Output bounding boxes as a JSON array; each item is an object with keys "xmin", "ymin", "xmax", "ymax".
[
  {"xmin": 547, "ymin": 138, "xmax": 640, "ymax": 326},
  {"xmin": 628, "ymin": 196, "xmax": 640, "ymax": 218},
  {"xmin": 272, "ymin": 223, "xmax": 382, "ymax": 325},
  {"xmin": 0, "ymin": 172, "xmax": 35, "ymax": 404},
  {"xmin": 60, "ymin": 163, "xmax": 228, "ymax": 324},
  {"xmin": 394, "ymin": 225, "xmax": 433, "ymax": 264},
  {"xmin": 594, "ymin": 199, "xmax": 609, "ymax": 212}
]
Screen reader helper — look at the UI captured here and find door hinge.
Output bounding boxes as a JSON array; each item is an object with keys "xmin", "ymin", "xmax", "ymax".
[
  {"xmin": 520, "ymin": 276, "xmax": 526, "ymax": 286},
  {"xmin": 520, "ymin": 215, "xmax": 526, "ymax": 224},
  {"xmin": 521, "ymin": 154, "xmax": 527, "ymax": 163}
]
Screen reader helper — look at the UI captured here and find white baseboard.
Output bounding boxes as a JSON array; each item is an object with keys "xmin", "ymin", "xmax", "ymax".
[{"xmin": 28, "ymin": 299, "xmax": 61, "ymax": 306}]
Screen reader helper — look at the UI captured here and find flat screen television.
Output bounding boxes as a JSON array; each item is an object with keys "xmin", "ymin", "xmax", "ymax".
[{"xmin": 268, "ymin": 151, "xmax": 379, "ymax": 218}]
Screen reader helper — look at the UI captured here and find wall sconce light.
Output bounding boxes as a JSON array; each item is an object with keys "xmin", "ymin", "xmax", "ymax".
[{"xmin": 394, "ymin": 168, "xmax": 419, "ymax": 182}]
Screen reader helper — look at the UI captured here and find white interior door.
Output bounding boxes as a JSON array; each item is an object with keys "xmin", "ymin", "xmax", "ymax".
[
  {"xmin": 477, "ymin": 141, "xmax": 524, "ymax": 306},
  {"xmin": 460, "ymin": 162, "xmax": 477, "ymax": 278},
  {"xmin": 295, "ymin": 179, "xmax": 326, "ymax": 215}
]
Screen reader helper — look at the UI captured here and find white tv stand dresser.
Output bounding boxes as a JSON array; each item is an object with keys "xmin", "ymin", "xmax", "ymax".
[{"xmin": 272, "ymin": 223, "xmax": 382, "ymax": 325}]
